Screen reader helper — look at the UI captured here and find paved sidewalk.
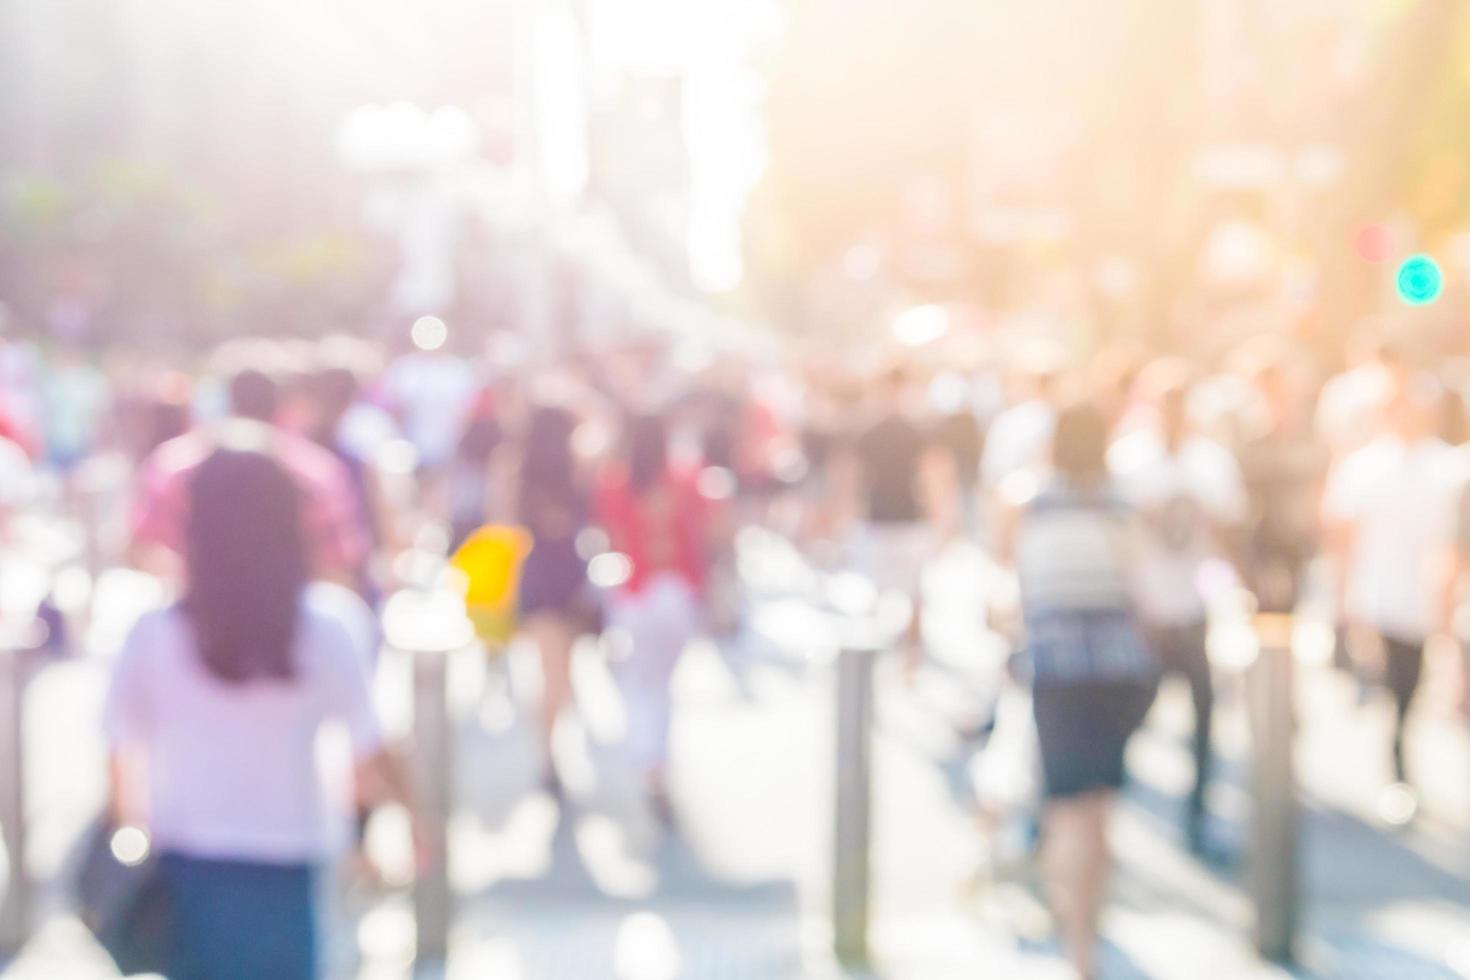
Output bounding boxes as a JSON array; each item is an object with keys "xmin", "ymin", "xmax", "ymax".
[
  {"xmin": 5, "ymin": 534, "xmax": 1470, "ymax": 978},
  {"xmin": 840, "ymin": 542, "xmax": 1470, "ymax": 979}
]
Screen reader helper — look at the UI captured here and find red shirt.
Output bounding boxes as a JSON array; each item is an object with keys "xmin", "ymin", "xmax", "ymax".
[{"xmin": 595, "ymin": 464, "xmax": 711, "ymax": 596}]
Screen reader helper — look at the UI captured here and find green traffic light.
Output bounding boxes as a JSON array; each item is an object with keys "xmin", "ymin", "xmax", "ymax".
[{"xmin": 1396, "ymin": 254, "xmax": 1443, "ymax": 306}]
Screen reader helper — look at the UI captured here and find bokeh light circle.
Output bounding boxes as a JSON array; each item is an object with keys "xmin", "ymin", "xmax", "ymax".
[
  {"xmin": 587, "ymin": 552, "xmax": 633, "ymax": 589},
  {"xmin": 892, "ymin": 304, "xmax": 949, "ymax": 347},
  {"xmin": 1396, "ymin": 254, "xmax": 1443, "ymax": 306},
  {"xmin": 110, "ymin": 826, "xmax": 151, "ymax": 867},
  {"xmin": 410, "ymin": 315, "xmax": 448, "ymax": 351},
  {"xmin": 1353, "ymin": 224, "xmax": 1391, "ymax": 264}
]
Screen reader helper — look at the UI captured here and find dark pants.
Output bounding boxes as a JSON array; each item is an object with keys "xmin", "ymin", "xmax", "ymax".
[
  {"xmin": 1150, "ymin": 622, "xmax": 1214, "ymax": 831},
  {"xmin": 160, "ymin": 853, "xmax": 317, "ymax": 980},
  {"xmin": 1381, "ymin": 635, "xmax": 1427, "ymax": 785}
]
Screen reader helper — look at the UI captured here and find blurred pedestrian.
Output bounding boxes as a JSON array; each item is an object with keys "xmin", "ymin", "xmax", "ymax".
[
  {"xmin": 1234, "ymin": 349, "xmax": 1327, "ymax": 615},
  {"xmin": 597, "ymin": 411, "xmax": 713, "ymax": 820},
  {"xmin": 383, "ymin": 329, "xmax": 479, "ymax": 505},
  {"xmin": 796, "ymin": 371, "xmax": 863, "ymax": 557},
  {"xmin": 41, "ymin": 342, "xmax": 109, "ymax": 476},
  {"xmin": 1317, "ymin": 334, "xmax": 1404, "ymax": 674},
  {"xmin": 0, "ymin": 333, "xmax": 42, "ymax": 456},
  {"xmin": 1315, "ymin": 334, "xmax": 1404, "ymax": 459},
  {"xmin": 105, "ymin": 439, "xmax": 420, "ymax": 980},
  {"xmin": 0, "ymin": 427, "xmax": 35, "ymax": 538},
  {"xmin": 1324, "ymin": 373, "xmax": 1465, "ymax": 809},
  {"xmin": 981, "ymin": 347, "xmax": 1063, "ymax": 491},
  {"xmin": 449, "ymin": 384, "xmax": 508, "ymax": 551},
  {"xmin": 1109, "ymin": 361, "xmax": 1245, "ymax": 854},
  {"xmin": 998, "ymin": 402, "xmax": 1158, "ymax": 980},
  {"xmin": 512, "ymin": 401, "xmax": 594, "ymax": 796},
  {"xmin": 308, "ymin": 361, "xmax": 398, "ymax": 602},
  {"xmin": 130, "ymin": 364, "xmax": 369, "ymax": 585},
  {"xmin": 928, "ymin": 372, "xmax": 985, "ymax": 536},
  {"xmin": 849, "ymin": 365, "xmax": 941, "ymax": 678},
  {"xmin": 128, "ymin": 371, "xmax": 193, "ymax": 464}
]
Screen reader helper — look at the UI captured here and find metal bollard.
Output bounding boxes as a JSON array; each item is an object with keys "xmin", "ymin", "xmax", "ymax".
[
  {"xmin": 382, "ymin": 589, "xmax": 476, "ymax": 970},
  {"xmin": 411, "ymin": 650, "xmax": 453, "ymax": 964},
  {"xmin": 0, "ymin": 631, "xmax": 40, "ymax": 955},
  {"xmin": 1246, "ymin": 613, "xmax": 1298, "ymax": 963},
  {"xmin": 833, "ymin": 638, "xmax": 879, "ymax": 967}
]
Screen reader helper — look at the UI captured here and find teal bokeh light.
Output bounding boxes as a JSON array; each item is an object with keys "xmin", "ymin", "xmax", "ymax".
[{"xmin": 1396, "ymin": 254, "xmax": 1443, "ymax": 306}]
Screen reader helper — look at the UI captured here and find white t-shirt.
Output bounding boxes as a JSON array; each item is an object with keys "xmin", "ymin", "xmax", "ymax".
[
  {"xmin": 1109, "ymin": 430, "xmax": 1247, "ymax": 626},
  {"xmin": 104, "ymin": 591, "xmax": 383, "ymax": 863},
  {"xmin": 1324, "ymin": 435, "xmax": 1466, "ymax": 640},
  {"xmin": 337, "ymin": 402, "xmax": 400, "ymax": 463},
  {"xmin": 384, "ymin": 353, "xmax": 478, "ymax": 469},
  {"xmin": 1316, "ymin": 364, "xmax": 1391, "ymax": 454},
  {"xmin": 981, "ymin": 400, "xmax": 1055, "ymax": 488}
]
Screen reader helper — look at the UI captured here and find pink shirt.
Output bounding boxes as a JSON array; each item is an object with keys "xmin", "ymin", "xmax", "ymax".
[{"xmin": 131, "ymin": 427, "xmax": 369, "ymax": 577}]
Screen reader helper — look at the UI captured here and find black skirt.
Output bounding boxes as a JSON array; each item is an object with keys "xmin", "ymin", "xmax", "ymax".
[{"xmin": 1032, "ymin": 678, "xmax": 1157, "ymax": 799}]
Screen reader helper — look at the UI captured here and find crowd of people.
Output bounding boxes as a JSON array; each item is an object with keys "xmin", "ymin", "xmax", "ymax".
[{"xmin": 1, "ymin": 322, "xmax": 1468, "ymax": 979}]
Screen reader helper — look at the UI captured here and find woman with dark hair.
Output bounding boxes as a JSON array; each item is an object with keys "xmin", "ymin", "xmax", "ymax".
[
  {"xmin": 997, "ymin": 401, "xmax": 1157, "ymax": 980},
  {"xmin": 105, "ymin": 435, "xmax": 419, "ymax": 980},
  {"xmin": 510, "ymin": 402, "xmax": 593, "ymax": 795},
  {"xmin": 596, "ymin": 411, "xmax": 713, "ymax": 819}
]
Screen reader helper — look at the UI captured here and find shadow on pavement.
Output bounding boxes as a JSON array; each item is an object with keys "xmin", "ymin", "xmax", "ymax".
[{"xmin": 459, "ymin": 804, "xmax": 802, "ymax": 978}]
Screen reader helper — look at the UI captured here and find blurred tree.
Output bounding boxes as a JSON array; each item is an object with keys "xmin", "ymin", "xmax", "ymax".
[{"xmin": 0, "ymin": 161, "xmax": 389, "ymax": 348}]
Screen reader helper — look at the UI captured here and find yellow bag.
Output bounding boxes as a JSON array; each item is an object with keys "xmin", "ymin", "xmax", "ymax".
[{"xmin": 449, "ymin": 524, "xmax": 531, "ymax": 647}]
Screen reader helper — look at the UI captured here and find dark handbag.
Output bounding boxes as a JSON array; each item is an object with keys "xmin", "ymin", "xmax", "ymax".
[{"xmin": 74, "ymin": 821, "xmax": 173, "ymax": 976}]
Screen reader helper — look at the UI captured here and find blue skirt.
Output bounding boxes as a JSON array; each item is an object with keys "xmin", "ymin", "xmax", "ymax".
[{"xmin": 160, "ymin": 853, "xmax": 317, "ymax": 980}]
